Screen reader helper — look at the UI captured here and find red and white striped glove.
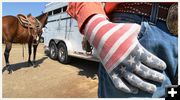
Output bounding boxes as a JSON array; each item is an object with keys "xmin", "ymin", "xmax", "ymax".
[{"xmin": 84, "ymin": 14, "xmax": 166, "ymax": 94}]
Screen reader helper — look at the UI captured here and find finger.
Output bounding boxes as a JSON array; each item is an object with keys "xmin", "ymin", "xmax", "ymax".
[
  {"xmin": 133, "ymin": 63, "xmax": 165, "ymax": 83},
  {"xmin": 139, "ymin": 45, "xmax": 166, "ymax": 70},
  {"xmin": 111, "ymin": 73, "xmax": 139, "ymax": 94},
  {"xmin": 123, "ymin": 71, "xmax": 157, "ymax": 93}
]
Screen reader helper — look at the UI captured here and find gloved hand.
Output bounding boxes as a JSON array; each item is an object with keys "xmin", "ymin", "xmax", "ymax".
[{"xmin": 84, "ymin": 14, "xmax": 166, "ymax": 94}]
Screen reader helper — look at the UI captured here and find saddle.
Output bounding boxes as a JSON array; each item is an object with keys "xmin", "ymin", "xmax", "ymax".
[{"xmin": 17, "ymin": 14, "xmax": 41, "ymax": 29}]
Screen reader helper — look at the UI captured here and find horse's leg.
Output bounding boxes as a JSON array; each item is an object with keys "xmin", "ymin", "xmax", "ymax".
[
  {"xmin": 28, "ymin": 42, "xmax": 33, "ymax": 66},
  {"xmin": 33, "ymin": 45, "xmax": 39, "ymax": 67},
  {"xmin": 4, "ymin": 42, "xmax": 12, "ymax": 74}
]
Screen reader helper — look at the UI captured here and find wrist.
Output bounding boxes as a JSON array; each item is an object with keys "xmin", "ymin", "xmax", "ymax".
[{"xmin": 83, "ymin": 14, "xmax": 108, "ymax": 36}]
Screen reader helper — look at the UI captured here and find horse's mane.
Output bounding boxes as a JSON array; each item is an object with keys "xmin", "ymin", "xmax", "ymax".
[
  {"xmin": 27, "ymin": 13, "xmax": 32, "ymax": 17},
  {"xmin": 36, "ymin": 12, "xmax": 47, "ymax": 20},
  {"xmin": 35, "ymin": 12, "xmax": 48, "ymax": 27}
]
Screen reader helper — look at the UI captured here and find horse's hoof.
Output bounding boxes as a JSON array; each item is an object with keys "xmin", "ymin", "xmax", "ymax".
[
  {"xmin": 5, "ymin": 64, "xmax": 12, "ymax": 74},
  {"xmin": 7, "ymin": 67, "xmax": 13, "ymax": 74},
  {"xmin": 8, "ymin": 70, "xmax": 13, "ymax": 74},
  {"xmin": 6, "ymin": 66, "xmax": 10, "ymax": 71},
  {"xmin": 28, "ymin": 64, "xmax": 32, "ymax": 67},
  {"xmin": 28, "ymin": 61, "xmax": 33, "ymax": 66}
]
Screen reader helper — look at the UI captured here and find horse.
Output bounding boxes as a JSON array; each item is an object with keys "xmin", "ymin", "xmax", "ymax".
[{"xmin": 2, "ymin": 12, "xmax": 48, "ymax": 74}]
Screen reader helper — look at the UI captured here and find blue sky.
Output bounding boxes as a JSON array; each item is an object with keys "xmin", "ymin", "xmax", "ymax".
[{"xmin": 3, "ymin": 2, "xmax": 49, "ymax": 17}]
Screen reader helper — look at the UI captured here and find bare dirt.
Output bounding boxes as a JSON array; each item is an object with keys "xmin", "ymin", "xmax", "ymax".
[{"xmin": 2, "ymin": 43, "xmax": 99, "ymax": 98}]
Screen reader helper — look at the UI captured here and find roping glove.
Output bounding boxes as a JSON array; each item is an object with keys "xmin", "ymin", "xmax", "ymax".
[{"xmin": 84, "ymin": 14, "xmax": 167, "ymax": 94}]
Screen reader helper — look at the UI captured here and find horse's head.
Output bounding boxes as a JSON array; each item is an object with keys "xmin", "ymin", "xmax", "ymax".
[
  {"xmin": 36, "ymin": 12, "xmax": 48, "ymax": 28},
  {"xmin": 32, "ymin": 12, "xmax": 48, "ymax": 45}
]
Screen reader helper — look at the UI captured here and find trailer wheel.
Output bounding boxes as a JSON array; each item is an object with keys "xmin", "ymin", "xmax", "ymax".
[
  {"xmin": 49, "ymin": 41, "xmax": 58, "ymax": 60},
  {"xmin": 58, "ymin": 42, "xmax": 70, "ymax": 64}
]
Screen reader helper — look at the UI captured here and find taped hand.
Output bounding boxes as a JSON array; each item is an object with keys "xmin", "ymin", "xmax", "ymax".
[{"xmin": 84, "ymin": 14, "xmax": 166, "ymax": 94}]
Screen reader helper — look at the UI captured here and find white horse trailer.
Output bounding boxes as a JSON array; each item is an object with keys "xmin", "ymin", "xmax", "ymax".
[{"xmin": 43, "ymin": 2, "xmax": 99, "ymax": 63}]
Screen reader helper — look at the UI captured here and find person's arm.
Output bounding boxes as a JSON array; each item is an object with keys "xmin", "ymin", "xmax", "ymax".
[{"xmin": 67, "ymin": 2, "xmax": 106, "ymax": 33}]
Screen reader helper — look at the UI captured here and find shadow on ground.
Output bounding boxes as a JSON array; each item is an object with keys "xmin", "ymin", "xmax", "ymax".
[
  {"xmin": 2, "ymin": 57, "xmax": 48, "ymax": 73},
  {"xmin": 68, "ymin": 57, "xmax": 99, "ymax": 80}
]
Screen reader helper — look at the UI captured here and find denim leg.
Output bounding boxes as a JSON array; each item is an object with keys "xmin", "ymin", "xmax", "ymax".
[{"xmin": 138, "ymin": 22, "xmax": 178, "ymax": 85}]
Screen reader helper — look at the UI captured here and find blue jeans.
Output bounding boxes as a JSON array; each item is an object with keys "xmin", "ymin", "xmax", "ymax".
[{"xmin": 98, "ymin": 13, "xmax": 178, "ymax": 98}]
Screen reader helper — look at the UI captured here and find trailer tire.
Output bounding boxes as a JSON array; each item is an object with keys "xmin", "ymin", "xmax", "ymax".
[
  {"xmin": 49, "ymin": 41, "xmax": 58, "ymax": 60},
  {"xmin": 57, "ymin": 42, "xmax": 70, "ymax": 64}
]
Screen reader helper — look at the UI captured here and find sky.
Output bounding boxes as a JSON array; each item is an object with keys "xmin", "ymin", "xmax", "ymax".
[{"xmin": 2, "ymin": 2, "xmax": 49, "ymax": 17}]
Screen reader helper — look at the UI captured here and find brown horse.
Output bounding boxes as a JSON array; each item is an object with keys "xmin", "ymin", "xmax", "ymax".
[{"xmin": 3, "ymin": 13, "xmax": 48, "ymax": 74}]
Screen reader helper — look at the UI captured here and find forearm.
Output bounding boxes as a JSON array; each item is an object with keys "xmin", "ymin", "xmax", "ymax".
[{"xmin": 67, "ymin": 2, "xmax": 106, "ymax": 33}]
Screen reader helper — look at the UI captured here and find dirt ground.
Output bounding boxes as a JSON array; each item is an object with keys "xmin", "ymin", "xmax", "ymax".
[{"xmin": 2, "ymin": 43, "xmax": 99, "ymax": 98}]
